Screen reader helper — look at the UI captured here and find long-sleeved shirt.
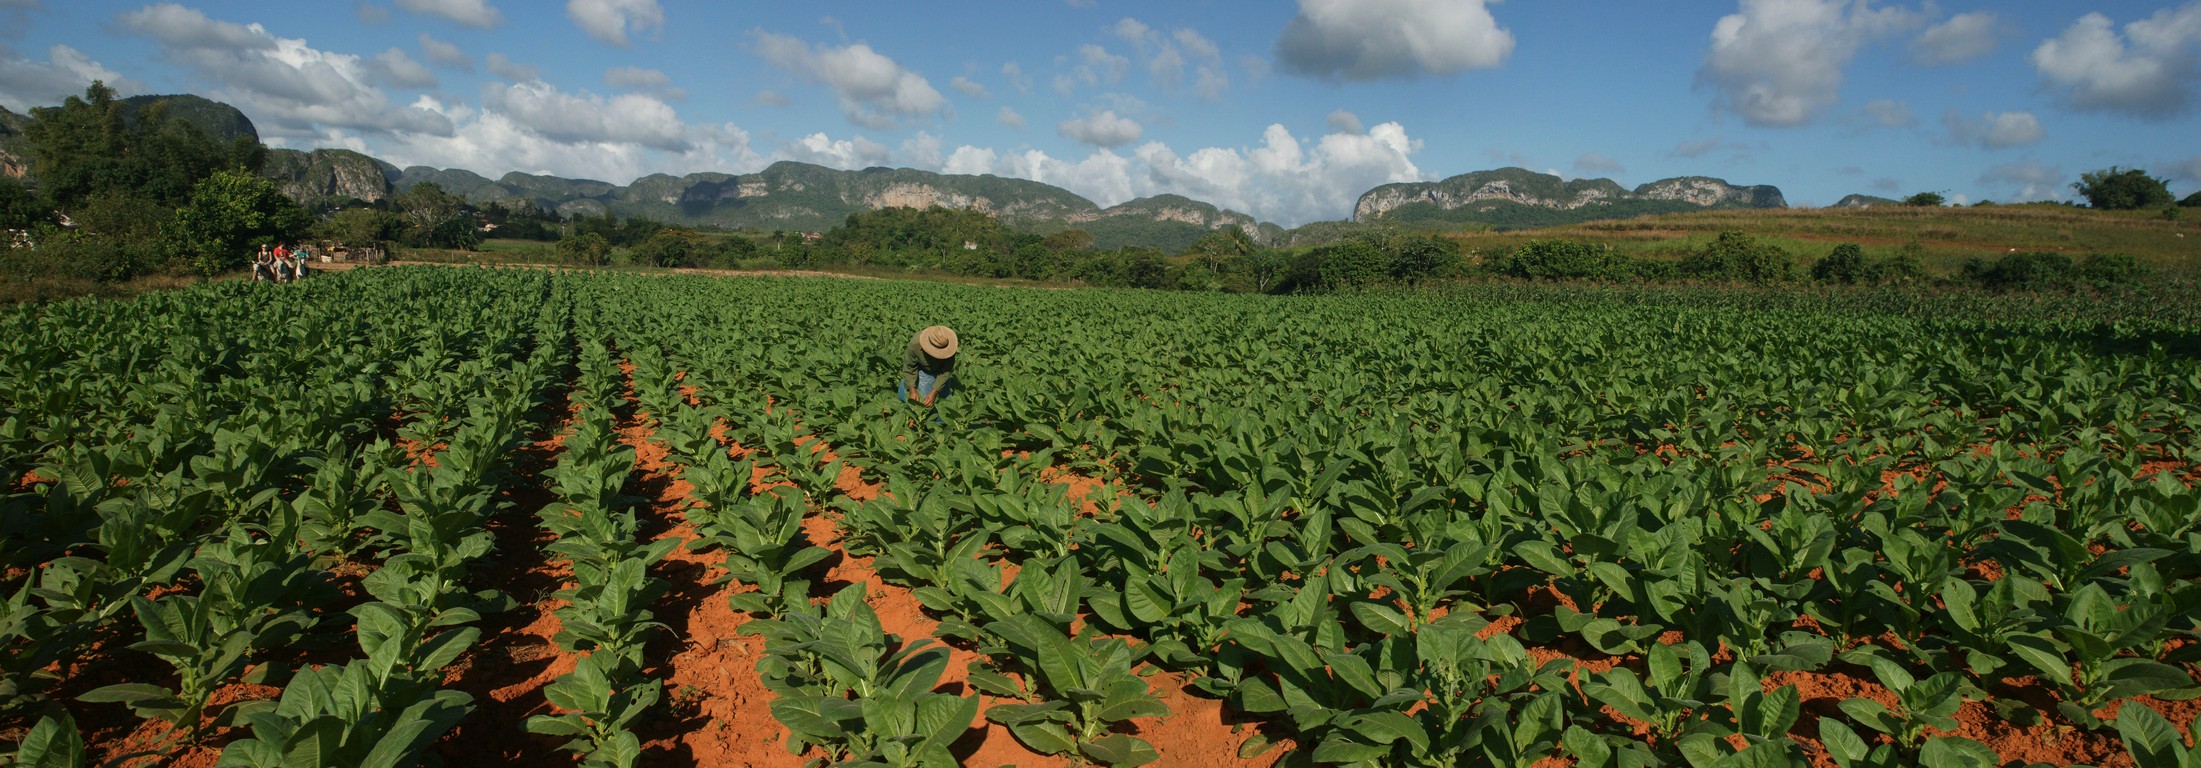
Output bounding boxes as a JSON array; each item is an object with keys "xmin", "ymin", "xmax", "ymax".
[{"xmin": 903, "ymin": 334, "xmax": 957, "ymax": 396}]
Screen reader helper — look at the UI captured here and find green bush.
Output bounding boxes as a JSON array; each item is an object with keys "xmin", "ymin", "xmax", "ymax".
[
  {"xmin": 1681, "ymin": 230, "xmax": 1793, "ymax": 284},
  {"xmin": 1316, "ymin": 241, "xmax": 1391, "ymax": 290},
  {"xmin": 2076, "ymin": 253, "xmax": 2149, "ymax": 289},
  {"xmin": 1495, "ymin": 240, "xmax": 1637, "ymax": 281},
  {"xmin": 1811, "ymin": 243, "xmax": 1872, "ymax": 284}
]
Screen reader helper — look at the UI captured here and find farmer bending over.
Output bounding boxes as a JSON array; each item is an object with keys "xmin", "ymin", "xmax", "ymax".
[{"xmin": 901, "ymin": 325, "xmax": 958, "ymax": 407}]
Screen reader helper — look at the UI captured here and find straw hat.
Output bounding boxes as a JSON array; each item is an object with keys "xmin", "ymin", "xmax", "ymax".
[{"xmin": 919, "ymin": 325, "xmax": 959, "ymax": 359}]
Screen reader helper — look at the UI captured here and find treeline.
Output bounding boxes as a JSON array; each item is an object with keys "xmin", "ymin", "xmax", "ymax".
[{"xmin": 1484, "ymin": 233, "xmax": 2152, "ymax": 294}]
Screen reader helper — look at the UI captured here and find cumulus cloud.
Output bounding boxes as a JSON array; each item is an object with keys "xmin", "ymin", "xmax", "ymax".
[
  {"xmin": 1276, "ymin": 0, "xmax": 1513, "ymax": 80},
  {"xmin": 2031, "ymin": 4, "xmax": 2201, "ymax": 119},
  {"xmin": 1574, "ymin": 152, "xmax": 1626, "ymax": 176},
  {"xmin": 394, "ymin": 0, "xmax": 502, "ymax": 28},
  {"xmin": 1002, "ymin": 61, "xmax": 1032, "ymax": 94},
  {"xmin": 1978, "ymin": 160, "xmax": 2068, "ymax": 202},
  {"xmin": 1111, "ymin": 18, "xmax": 1231, "ymax": 100},
  {"xmin": 1699, "ymin": 0, "xmax": 1922, "ymax": 126},
  {"xmin": 927, "ymin": 122, "xmax": 1425, "ymax": 226},
  {"xmin": 117, "ymin": 3, "xmax": 453, "ymax": 137},
  {"xmin": 1327, "ymin": 109, "xmax": 1364, "ymax": 134},
  {"xmin": 1912, "ymin": 11, "xmax": 2002, "ymax": 65},
  {"xmin": 899, "ymin": 132, "xmax": 943, "ymax": 170},
  {"xmin": 418, "ymin": 33, "xmax": 470, "ymax": 70},
  {"xmin": 778, "ymin": 132, "xmax": 892, "ymax": 169},
  {"xmin": 352, "ymin": 96, "xmax": 764, "ymax": 185},
  {"xmin": 0, "ymin": 44, "xmax": 138, "ymax": 111},
  {"xmin": 752, "ymin": 30, "xmax": 947, "ymax": 129},
  {"xmin": 996, "ymin": 106, "xmax": 1025, "ymax": 127},
  {"xmin": 567, "ymin": 0, "xmax": 662, "ymax": 47},
  {"xmin": 367, "ymin": 47, "xmax": 436, "ymax": 89},
  {"xmin": 486, "ymin": 52, "xmax": 537, "ymax": 81},
  {"xmin": 1058, "ymin": 109, "xmax": 1143, "ymax": 147},
  {"xmin": 482, "ymin": 80, "xmax": 689, "ymax": 151},
  {"xmin": 1942, "ymin": 110, "xmax": 2043, "ymax": 148},
  {"xmin": 950, "ymin": 76, "xmax": 989, "ymax": 98},
  {"xmin": 1861, "ymin": 98, "xmax": 1917, "ymax": 127}
]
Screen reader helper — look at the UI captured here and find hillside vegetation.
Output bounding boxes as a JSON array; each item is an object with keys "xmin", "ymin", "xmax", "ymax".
[{"xmin": 1447, "ymin": 204, "xmax": 2198, "ymax": 275}]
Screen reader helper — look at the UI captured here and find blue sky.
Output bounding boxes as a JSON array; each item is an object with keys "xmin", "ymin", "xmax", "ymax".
[{"xmin": 1, "ymin": 0, "xmax": 2198, "ymax": 225}]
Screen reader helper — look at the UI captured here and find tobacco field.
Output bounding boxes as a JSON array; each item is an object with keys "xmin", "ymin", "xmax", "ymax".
[{"xmin": 1, "ymin": 266, "xmax": 2198, "ymax": 768}]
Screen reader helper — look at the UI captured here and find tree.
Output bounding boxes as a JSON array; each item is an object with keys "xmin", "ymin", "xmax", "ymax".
[
  {"xmin": 1902, "ymin": 191, "xmax": 1946, "ymax": 207},
  {"xmin": 169, "ymin": 169, "xmax": 309, "ymax": 276},
  {"xmin": 312, "ymin": 207, "xmax": 399, "ymax": 249},
  {"xmin": 631, "ymin": 228, "xmax": 705, "ymax": 268},
  {"xmin": 394, "ymin": 182, "xmax": 478, "ymax": 250},
  {"xmin": 555, "ymin": 232, "xmax": 611, "ymax": 266},
  {"xmin": 2181, "ymin": 191, "xmax": 2201, "ymax": 208},
  {"xmin": 1317, "ymin": 241, "xmax": 1391, "ymax": 290},
  {"xmin": 1385, "ymin": 233, "xmax": 1458, "ymax": 283},
  {"xmin": 1043, "ymin": 228, "xmax": 1095, "ymax": 254},
  {"xmin": 22, "ymin": 83, "xmax": 248, "ymax": 210},
  {"xmin": 0, "ymin": 176, "xmax": 49, "ymax": 231},
  {"xmin": 2073, "ymin": 167, "xmax": 2173, "ymax": 210}
]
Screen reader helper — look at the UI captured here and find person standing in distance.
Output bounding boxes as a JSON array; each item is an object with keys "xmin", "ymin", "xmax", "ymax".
[{"xmin": 900, "ymin": 325, "xmax": 958, "ymax": 408}]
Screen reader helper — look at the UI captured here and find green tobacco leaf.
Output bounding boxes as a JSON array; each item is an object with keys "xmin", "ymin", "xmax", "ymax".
[
  {"xmin": 1081, "ymin": 734, "xmax": 1161, "ymax": 766},
  {"xmin": 79, "ymin": 683, "xmax": 176, "ymax": 705},
  {"xmin": 13, "ymin": 713, "xmax": 84, "ymax": 768},
  {"xmin": 1816, "ymin": 719, "xmax": 1869, "ymax": 768},
  {"xmin": 1007, "ymin": 721, "xmax": 1077, "ymax": 756},
  {"xmin": 1918, "ymin": 736, "xmax": 1997, "ymax": 768},
  {"xmin": 2115, "ymin": 705, "xmax": 2189, "ymax": 768},
  {"xmin": 1311, "ymin": 733, "xmax": 1389, "ymax": 764},
  {"xmin": 1349, "ymin": 601, "xmax": 1411, "ymax": 637}
]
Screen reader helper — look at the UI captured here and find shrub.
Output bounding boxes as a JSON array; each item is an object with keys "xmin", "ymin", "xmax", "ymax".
[
  {"xmin": 2076, "ymin": 253, "xmax": 2149, "ymax": 290},
  {"xmin": 1963, "ymin": 251, "xmax": 2077, "ymax": 292},
  {"xmin": 1812, "ymin": 243, "xmax": 1872, "ymax": 284},
  {"xmin": 1495, "ymin": 240, "xmax": 1636, "ymax": 281},
  {"xmin": 1315, "ymin": 241, "xmax": 1391, "ymax": 290},
  {"xmin": 1681, "ymin": 230, "xmax": 1793, "ymax": 284},
  {"xmin": 555, "ymin": 232, "xmax": 612, "ymax": 266}
]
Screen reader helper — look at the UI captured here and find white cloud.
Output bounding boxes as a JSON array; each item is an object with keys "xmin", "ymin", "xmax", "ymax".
[
  {"xmin": 2031, "ymin": 4, "xmax": 2201, "ymax": 119},
  {"xmin": 899, "ymin": 131, "xmax": 943, "ymax": 170},
  {"xmin": 950, "ymin": 75, "xmax": 989, "ymax": 98},
  {"xmin": 1327, "ymin": 109, "xmax": 1363, "ymax": 134},
  {"xmin": 1862, "ymin": 98, "xmax": 1916, "ymax": 127},
  {"xmin": 356, "ymin": 96, "xmax": 763, "ymax": 184},
  {"xmin": 996, "ymin": 105, "xmax": 1025, "ymax": 127},
  {"xmin": 355, "ymin": 3, "xmax": 391, "ymax": 23},
  {"xmin": 1912, "ymin": 11, "xmax": 2001, "ymax": 65},
  {"xmin": 1111, "ymin": 18, "xmax": 1231, "ymax": 100},
  {"xmin": 116, "ymin": 3, "xmax": 453, "ymax": 137},
  {"xmin": 756, "ymin": 90, "xmax": 791, "ymax": 107},
  {"xmin": 480, "ymin": 80, "xmax": 690, "ymax": 152},
  {"xmin": 418, "ymin": 33, "xmax": 470, "ymax": 70},
  {"xmin": 567, "ymin": 0, "xmax": 662, "ymax": 47},
  {"xmin": 1059, "ymin": 109, "xmax": 1143, "ymax": 147},
  {"xmin": 393, "ymin": 0, "xmax": 502, "ymax": 28},
  {"xmin": 368, "ymin": 47, "xmax": 436, "ymax": 89},
  {"xmin": 1002, "ymin": 61, "xmax": 1032, "ymax": 94},
  {"xmin": 778, "ymin": 131, "xmax": 892, "ymax": 169},
  {"xmin": 1276, "ymin": 0, "xmax": 1513, "ymax": 80},
  {"xmin": 486, "ymin": 52, "xmax": 537, "ymax": 81},
  {"xmin": 1977, "ymin": 160, "xmax": 2068, "ymax": 202},
  {"xmin": 1055, "ymin": 44, "xmax": 1129, "ymax": 95},
  {"xmin": 1574, "ymin": 152, "xmax": 1626, "ymax": 176},
  {"xmin": 751, "ymin": 31, "xmax": 947, "ymax": 129},
  {"xmin": 932, "ymin": 121, "xmax": 1425, "ymax": 226},
  {"xmin": 0, "ymin": 44, "xmax": 138, "ymax": 112},
  {"xmin": 1942, "ymin": 110, "xmax": 2043, "ymax": 148},
  {"xmin": 1699, "ymin": 0, "xmax": 1922, "ymax": 127},
  {"xmin": 605, "ymin": 66, "xmax": 669, "ymax": 89}
]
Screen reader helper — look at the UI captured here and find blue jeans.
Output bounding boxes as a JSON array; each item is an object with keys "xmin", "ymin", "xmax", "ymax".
[{"xmin": 898, "ymin": 371, "xmax": 954, "ymax": 404}]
